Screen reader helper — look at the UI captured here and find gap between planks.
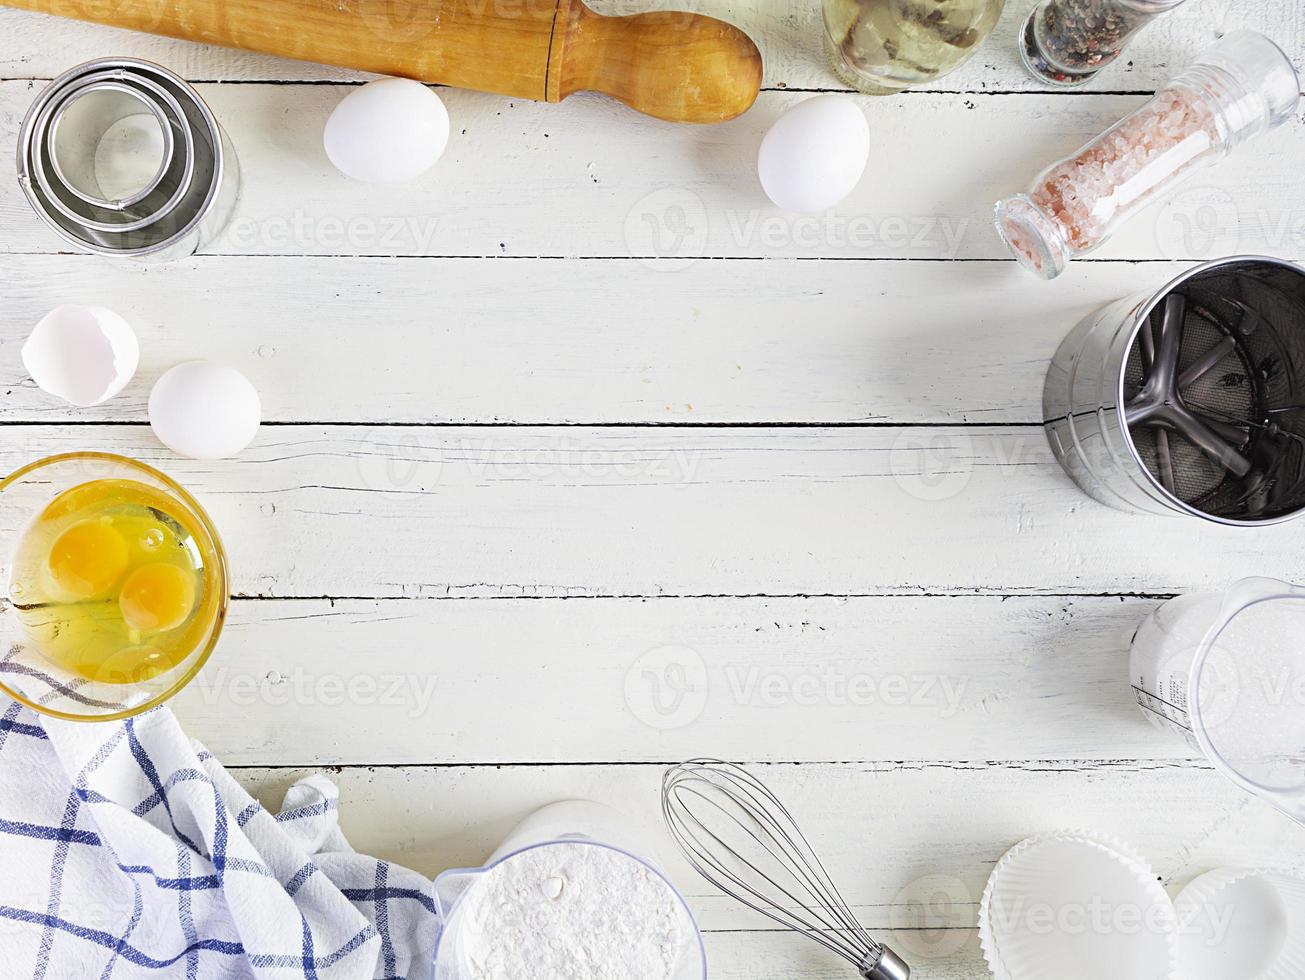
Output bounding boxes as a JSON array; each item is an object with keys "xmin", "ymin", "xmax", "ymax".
[
  {"xmin": 0, "ymin": 420, "xmax": 1066, "ymax": 429},
  {"xmin": 211, "ymin": 595, "xmax": 1174, "ymax": 602},
  {"xmin": 0, "ymin": 252, "xmax": 1271, "ymax": 264},
  {"xmin": 225, "ymin": 759, "xmax": 1218, "ymax": 772},
  {"xmin": 0, "ymin": 76, "xmax": 1183, "ymax": 97}
]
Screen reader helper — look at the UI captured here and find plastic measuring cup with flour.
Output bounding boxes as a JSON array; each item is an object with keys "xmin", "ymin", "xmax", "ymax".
[
  {"xmin": 1131, "ymin": 577, "xmax": 1305, "ymax": 822},
  {"xmin": 432, "ymin": 800, "xmax": 707, "ymax": 979}
]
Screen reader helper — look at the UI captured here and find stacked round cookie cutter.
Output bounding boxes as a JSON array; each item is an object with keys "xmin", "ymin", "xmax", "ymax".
[{"xmin": 17, "ymin": 58, "xmax": 238, "ymax": 261}]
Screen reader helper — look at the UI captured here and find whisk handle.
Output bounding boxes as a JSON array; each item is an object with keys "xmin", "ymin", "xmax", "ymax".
[{"xmin": 860, "ymin": 946, "xmax": 910, "ymax": 980}]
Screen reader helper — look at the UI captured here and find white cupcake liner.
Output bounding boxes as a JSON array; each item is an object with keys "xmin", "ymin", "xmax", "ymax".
[
  {"xmin": 1175, "ymin": 867, "xmax": 1305, "ymax": 980},
  {"xmin": 979, "ymin": 830, "xmax": 1178, "ymax": 980}
]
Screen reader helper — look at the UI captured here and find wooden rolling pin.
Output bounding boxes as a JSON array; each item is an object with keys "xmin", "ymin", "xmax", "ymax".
[{"xmin": 3, "ymin": 0, "xmax": 763, "ymax": 123}]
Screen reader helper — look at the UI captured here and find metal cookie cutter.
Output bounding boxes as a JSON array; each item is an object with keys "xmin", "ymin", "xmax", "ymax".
[{"xmin": 17, "ymin": 58, "xmax": 238, "ymax": 261}]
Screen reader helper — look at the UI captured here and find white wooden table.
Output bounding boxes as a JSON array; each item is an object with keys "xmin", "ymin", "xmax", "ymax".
[{"xmin": 3, "ymin": 1, "xmax": 1305, "ymax": 976}]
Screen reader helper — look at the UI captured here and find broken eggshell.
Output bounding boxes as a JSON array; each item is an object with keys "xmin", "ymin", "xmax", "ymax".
[{"xmin": 22, "ymin": 304, "xmax": 140, "ymax": 408}]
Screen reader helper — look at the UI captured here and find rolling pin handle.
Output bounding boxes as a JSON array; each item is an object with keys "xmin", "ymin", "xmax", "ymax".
[{"xmin": 552, "ymin": 1, "xmax": 763, "ymax": 123}]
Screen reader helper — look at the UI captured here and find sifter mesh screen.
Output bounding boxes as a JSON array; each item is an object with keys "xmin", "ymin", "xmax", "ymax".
[{"xmin": 1123, "ymin": 262, "xmax": 1305, "ymax": 521}]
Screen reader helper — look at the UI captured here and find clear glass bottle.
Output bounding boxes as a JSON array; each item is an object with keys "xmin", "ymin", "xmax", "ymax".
[
  {"xmin": 995, "ymin": 31, "xmax": 1300, "ymax": 280},
  {"xmin": 823, "ymin": 0, "xmax": 1006, "ymax": 94},
  {"xmin": 1020, "ymin": 0, "xmax": 1188, "ymax": 87}
]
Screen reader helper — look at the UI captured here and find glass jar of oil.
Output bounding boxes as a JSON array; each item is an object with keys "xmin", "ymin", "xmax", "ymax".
[
  {"xmin": 0, "ymin": 454, "xmax": 226, "ymax": 721},
  {"xmin": 823, "ymin": 0, "xmax": 1007, "ymax": 93}
]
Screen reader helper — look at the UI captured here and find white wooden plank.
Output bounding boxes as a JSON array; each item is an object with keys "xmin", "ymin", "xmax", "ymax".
[
  {"xmin": 170, "ymin": 595, "xmax": 1177, "ymax": 766},
  {"xmin": 1, "ymin": 424, "xmax": 1301, "ymax": 598},
  {"xmin": 703, "ymin": 931, "xmax": 983, "ymax": 980},
  {"xmin": 3, "ymin": 83, "xmax": 1303, "ymax": 260},
  {"xmin": 234, "ymin": 762, "xmax": 1305, "ymax": 934},
  {"xmin": 1, "ymin": 0, "xmax": 1299, "ymax": 93},
  {"xmin": 0, "ymin": 255, "xmax": 1217, "ymax": 425}
]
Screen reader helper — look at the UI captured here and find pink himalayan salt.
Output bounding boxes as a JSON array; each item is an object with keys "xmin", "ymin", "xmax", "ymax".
[
  {"xmin": 1001, "ymin": 219, "xmax": 1048, "ymax": 275},
  {"xmin": 1030, "ymin": 87, "xmax": 1221, "ymax": 251}
]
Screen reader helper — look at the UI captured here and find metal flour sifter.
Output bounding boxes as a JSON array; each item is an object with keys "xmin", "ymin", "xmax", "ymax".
[{"xmin": 1044, "ymin": 256, "xmax": 1305, "ymax": 524}]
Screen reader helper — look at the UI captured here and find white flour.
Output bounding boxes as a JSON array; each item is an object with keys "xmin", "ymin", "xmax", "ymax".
[{"xmin": 449, "ymin": 841, "xmax": 694, "ymax": 979}]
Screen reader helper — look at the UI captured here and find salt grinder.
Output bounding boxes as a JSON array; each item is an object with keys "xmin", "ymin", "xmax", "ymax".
[{"xmin": 996, "ymin": 31, "xmax": 1299, "ymax": 280}]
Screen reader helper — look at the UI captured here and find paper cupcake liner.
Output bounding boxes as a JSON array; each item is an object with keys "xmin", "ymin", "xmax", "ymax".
[
  {"xmin": 979, "ymin": 830, "xmax": 1178, "ymax": 980},
  {"xmin": 980, "ymin": 830, "xmax": 1160, "ymax": 963},
  {"xmin": 1175, "ymin": 867, "xmax": 1305, "ymax": 980}
]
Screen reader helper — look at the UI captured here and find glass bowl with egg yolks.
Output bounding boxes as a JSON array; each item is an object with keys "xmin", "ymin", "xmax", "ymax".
[{"xmin": 0, "ymin": 453, "xmax": 227, "ymax": 721}]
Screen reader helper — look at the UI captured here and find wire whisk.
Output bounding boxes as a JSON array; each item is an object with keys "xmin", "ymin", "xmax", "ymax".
[{"xmin": 662, "ymin": 759, "xmax": 910, "ymax": 980}]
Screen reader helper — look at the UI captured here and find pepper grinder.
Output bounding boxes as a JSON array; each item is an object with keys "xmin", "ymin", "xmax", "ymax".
[{"xmin": 1020, "ymin": 0, "xmax": 1189, "ymax": 86}]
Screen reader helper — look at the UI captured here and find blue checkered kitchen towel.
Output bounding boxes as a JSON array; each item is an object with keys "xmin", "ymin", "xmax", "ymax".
[{"xmin": 0, "ymin": 701, "xmax": 439, "ymax": 979}]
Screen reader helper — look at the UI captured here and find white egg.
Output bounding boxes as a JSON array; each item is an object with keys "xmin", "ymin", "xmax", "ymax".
[
  {"xmin": 149, "ymin": 361, "xmax": 261, "ymax": 460},
  {"xmin": 757, "ymin": 95, "xmax": 870, "ymax": 213},
  {"xmin": 324, "ymin": 78, "xmax": 450, "ymax": 182},
  {"xmin": 22, "ymin": 304, "xmax": 139, "ymax": 408}
]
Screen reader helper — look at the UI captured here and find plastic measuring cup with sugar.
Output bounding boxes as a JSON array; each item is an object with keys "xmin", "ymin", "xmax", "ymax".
[
  {"xmin": 1131, "ymin": 577, "xmax": 1305, "ymax": 822},
  {"xmin": 432, "ymin": 800, "xmax": 707, "ymax": 979}
]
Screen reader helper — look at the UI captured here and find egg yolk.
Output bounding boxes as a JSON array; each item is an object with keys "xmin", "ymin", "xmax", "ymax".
[
  {"xmin": 119, "ymin": 563, "xmax": 196, "ymax": 633},
  {"xmin": 48, "ymin": 520, "xmax": 129, "ymax": 597}
]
